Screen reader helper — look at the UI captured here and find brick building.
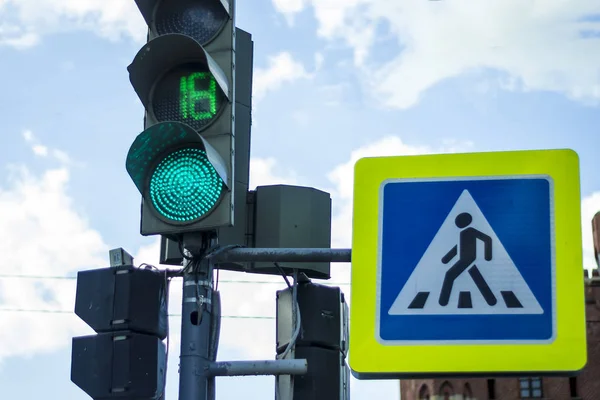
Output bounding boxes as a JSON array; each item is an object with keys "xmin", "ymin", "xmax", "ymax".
[{"xmin": 399, "ymin": 270, "xmax": 600, "ymax": 400}]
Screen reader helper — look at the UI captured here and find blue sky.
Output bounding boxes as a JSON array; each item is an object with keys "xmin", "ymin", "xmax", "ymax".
[{"xmin": 0, "ymin": 0, "xmax": 599, "ymax": 399}]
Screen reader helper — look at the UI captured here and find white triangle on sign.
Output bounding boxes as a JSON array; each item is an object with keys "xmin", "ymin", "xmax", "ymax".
[{"xmin": 387, "ymin": 189, "xmax": 544, "ymax": 316}]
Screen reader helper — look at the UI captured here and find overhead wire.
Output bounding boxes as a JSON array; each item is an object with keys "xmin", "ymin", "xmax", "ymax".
[
  {"xmin": 0, "ymin": 246, "xmax": 348, "ymax": 323},
  {"xmin": 0, "ymin": 308, "xmax": 275, "ymax": 319},
  {"xmin": 0, "ymin": 273, "xmax": 350, "ymax": 286},
  {"xmin": 161, "ymin": 271, "xmax": 170, "ymax": 400}
]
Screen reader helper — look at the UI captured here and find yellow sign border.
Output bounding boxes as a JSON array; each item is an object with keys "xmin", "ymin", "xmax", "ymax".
[{"xmin": 349, "ymin": 149, "xmax": 586, "ymax": 376}]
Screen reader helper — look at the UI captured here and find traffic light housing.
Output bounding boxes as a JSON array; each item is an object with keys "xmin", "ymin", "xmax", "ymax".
[
  {"xmin": 126, "ymin": 0, "xmax": 236, "ymax": 239},
  {"xmin": 71, "ymin": 266, "xmax": 168, "ymax": 399},
  {"xmin": 275, "ymin": 281, "xmax": 350, "ymax": 399}
]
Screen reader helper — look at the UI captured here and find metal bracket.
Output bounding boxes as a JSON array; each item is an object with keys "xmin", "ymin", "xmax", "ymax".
[
  {"xmin": 184, "ymin": 296, "xmax": 212, "ymax": 306},
  {"xmin": 210, "ymin": 248, "xmax": 352, "ymax": 263},
  {"xmin": 184, "ymin": 280, "xmax": 212, "ymax": 288},
  {"xmin": 206, "ymin": 359, "xmax": 308, "ymax": 377}
]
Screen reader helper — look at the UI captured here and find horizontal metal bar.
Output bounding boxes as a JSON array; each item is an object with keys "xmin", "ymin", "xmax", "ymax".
[
  {"xmin": 211, "ymin": 248, "xmax": 351, "ymax": 263},
  {"xmin": 207, "ymin": 359, "xmax": 308, "ymax": 377}
]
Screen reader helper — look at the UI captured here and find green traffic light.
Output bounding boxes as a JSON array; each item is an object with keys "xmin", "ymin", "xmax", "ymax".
[{"xmin": 148, "ymin": 147, "xmax": 224, "ymax": 223}]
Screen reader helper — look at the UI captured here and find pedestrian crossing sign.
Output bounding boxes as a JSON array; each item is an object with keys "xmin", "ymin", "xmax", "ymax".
[
  {"xmin": 349, "ymin": 149, "xmax": 587, "ymax": 378},
  {"xmin": 388, "ymin": 189, "xmax": 544, "ymax": 318}
]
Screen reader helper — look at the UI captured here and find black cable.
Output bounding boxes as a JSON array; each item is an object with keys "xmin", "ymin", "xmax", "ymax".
[
  {"xmin": 215, "ymin": 268, "xmax": 220, "ymax": 292},
  {"xmin": 193, "ymin": 258, "xmax": 203, "ymax": 325},
  {"xmin": 178, "ymin": 239, "xmax": 194, "ymax": 261},
  {"xmin": 275, "ymin": 268, "xmax": 300, "ymax": 399},
  {"xmin": 207, "ymin": 289, "xmax": 221, "ymax": 400},
  {"xmin": 161, "ymin": 274, "xmax": 170, "ymax": 400},
  {"xmin": 139, "ymin": 263, "xmax": 158, "ymax": 271},
  {"xmin": 274, "ymin": 262, "xmax": 292, "ymax": 289}
]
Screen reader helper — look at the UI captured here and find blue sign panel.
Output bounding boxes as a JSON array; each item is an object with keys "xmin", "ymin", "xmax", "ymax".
[{"xmin": 377, "ymin": 177, "xmax": 555, "ymax": 344}]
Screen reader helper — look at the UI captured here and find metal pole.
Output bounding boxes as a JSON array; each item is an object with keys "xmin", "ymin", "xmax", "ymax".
[
  {"xmin": 211, "ymin": 248, "xmax": 352, "ymax": 263},
  {"xmin": 208, "ymin": 359, "xmax": 308, "ymax": 377},
  {"xmin": 178, "ymin": 238, "xmax": 214, "ymax": 400}
]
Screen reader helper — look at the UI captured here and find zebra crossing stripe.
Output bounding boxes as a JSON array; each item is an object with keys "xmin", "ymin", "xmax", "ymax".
[
  {"xmin": 408, "ymin": 292, "xmax": 430, "ymax": 309},
  {"xmin": 406, "ymin": 290, "xmax": 524, "ymax": 310},
  {"xmin": 458, "ymin": 291, "xmax": 472, "ymax": 308}
]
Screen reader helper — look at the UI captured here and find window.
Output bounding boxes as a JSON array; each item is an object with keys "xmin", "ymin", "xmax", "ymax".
[
  {"xmin": 439, "ymin": 381, "xmax": 453, "ymax": 400},
  {"xmin": 569, "ymin": 377, "xmax": 578, "ymax": 398},
  {"xmin": 418, "ymin": 384, "xmax": 430, "ymax": 400},
  {"xmin": 464, "ymin": 383, "xmax": 473, "ymax": 400},
  {"xmin": 487, "ymin": 379, "xmax": 496, "ymax": 400},
  {"xmin": 520, "ymin": 377, "xmax": 543, "ymax": 398}
]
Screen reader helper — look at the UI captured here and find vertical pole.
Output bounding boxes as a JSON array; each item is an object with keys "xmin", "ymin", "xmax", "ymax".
[
  {"xmin": 178, "ymin": 237, "xmax": 215, "ymax": 400},
  {"xmin": 592, "ymin": 212, "xmax": 600, "ymax": 268}
]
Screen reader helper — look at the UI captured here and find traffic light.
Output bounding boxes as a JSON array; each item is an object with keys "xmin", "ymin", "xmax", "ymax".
[
  {"xmin": 275, "ymin": 281, "xmax": 350, "ymax": 399},
  {"xmin": 71, "ymin": 265, "xmax": 168, "ymax": 399},
  {"xmin": 126, "ymin": 0, "xmax": 236, "ymax": 239}
]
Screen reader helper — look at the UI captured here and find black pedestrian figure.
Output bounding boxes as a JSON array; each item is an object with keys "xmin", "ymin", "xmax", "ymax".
[{"xmin": 438, "ymin": 212, "xmax": 496, "ymax": 307}]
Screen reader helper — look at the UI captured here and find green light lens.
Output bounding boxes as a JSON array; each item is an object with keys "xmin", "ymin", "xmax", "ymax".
[{"xmin": 149, "ymin": 147, "xmax": 223, "ymax": 223}]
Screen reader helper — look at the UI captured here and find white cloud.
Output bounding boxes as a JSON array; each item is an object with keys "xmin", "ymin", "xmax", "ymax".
[
  {"xmin": 51, "ymin": 149, "xmax": 71, "ymax": 164},
  {"xmin": 22, "ymin": 130, "xmax": 73, "ymax": 164},
  {"xmin": 272, "ymin": 0, "xmax": 307, "ymax": 16},
  {"xmin": 272, "ymin": 0, "xmax": 308, "ymax": 26},
  {"xmin": 0, "ymin": 0, "xmax": 145, "ymax": 49},
  {"xmin": 31, "ymin": 145, "xmax": 48, "ymax": 157},
  {"xmin": 0, "ymin": 134, "xmax": 108, "ymax": 362},
  {"xmin": 0, "ymin": 24, "xmax": 39, "ymax": 48},
  {"xmin": 249, "ymin": 157, "xmax": 299, "ymax": 189},
  {"xmin": 21, "ymin": 130, "xmax": 33, "ymax": 142},
  {"xmin": 315, "ymin": 51, "xmax": 325, "ymax": 70},
  {"xmin": 272, "ymin": 0, "xmax": 600, "ymax": 109},
  {"xmin": 253, "ymin": 52, "xmax": 314, "ymax": 102}
]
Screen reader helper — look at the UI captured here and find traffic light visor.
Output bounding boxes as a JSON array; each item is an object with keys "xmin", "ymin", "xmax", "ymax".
[
  {"xmin": 128, "ymin": 33, "xmax": 230, "ymax": 117},
  {"xmin": 126, "ymin": 122, "xmax": 229, "ymax": 224},
  {"xmin": 134, "ymin": 0, "xmax": 231, "ymax": 46}
]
